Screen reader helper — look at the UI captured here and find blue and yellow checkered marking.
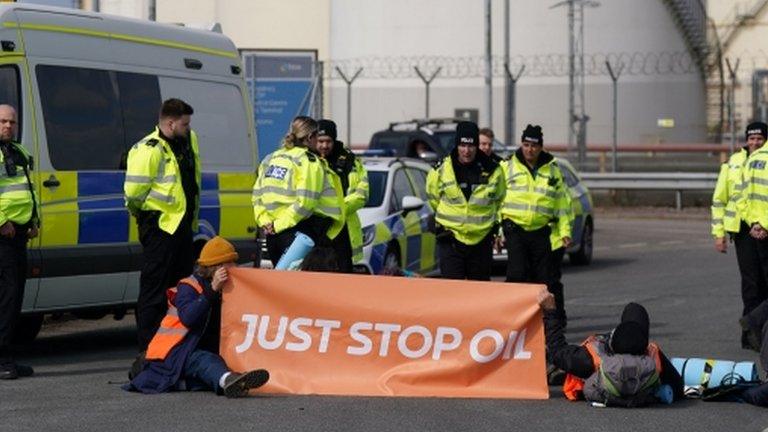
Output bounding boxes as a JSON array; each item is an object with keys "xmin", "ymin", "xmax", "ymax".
[
  {"xmin": 363, "ymin": 205, "xmax": 438, "ymax": 275},
  {"xmin": 78, "ymin": 172, "xmax": 129, "ymax": 244},
  {"xmin": 39, "ymin": 171, "xmax": 255, "ymax": 247}
]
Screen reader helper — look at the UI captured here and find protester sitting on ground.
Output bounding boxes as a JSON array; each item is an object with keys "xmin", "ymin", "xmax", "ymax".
[
  {"xmin": 299, "ymin": 246, "xmax": 339, "ymax": 272},
  {"xmin": 125, "ymin": 236, "xmax": 269, "ymax": 397},
  {"xmin": 537, "ymin": 288, "xmax": 684, "ymax": 406}
]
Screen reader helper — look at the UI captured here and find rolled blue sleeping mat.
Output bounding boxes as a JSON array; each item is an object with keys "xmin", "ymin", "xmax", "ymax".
[
  {"xmin": 275, "ymin": 232, "xmax": 315, "ymax": 270},
  {"xmin": 671, "ymin": 357, "xmax": 758, "ymax": 388}
]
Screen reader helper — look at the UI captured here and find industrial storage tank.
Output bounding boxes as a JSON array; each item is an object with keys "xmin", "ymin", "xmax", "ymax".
[{"xmin": 327, "ymin": 0, "xmax": 707, "ymax": 147}]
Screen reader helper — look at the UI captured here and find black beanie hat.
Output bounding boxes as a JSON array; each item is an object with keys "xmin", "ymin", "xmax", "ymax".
[
  {"xmin": 746, "ymin": 122, "xmax": 768, "ymax": 140},
  {"xmin": 521, "ymin": 124, "xmax": 543, "ymax": 145},
  {"xmin": 455, "ymin": 121, "xmax": 479, "ymax": 147},
  {"xmin": 317, "ymin": 119, "xmax": 337, "ymax": 140},
  {"xmin": 610, "ymin": 321, "xmax": 648, "ymax": 355},
  {"xmin": 620, "ymin": 302, "xmax": 650, "ymax": 338},
  {"xmin": 610, "ymin": 302, "xmax": 650, "ymax": 355}
]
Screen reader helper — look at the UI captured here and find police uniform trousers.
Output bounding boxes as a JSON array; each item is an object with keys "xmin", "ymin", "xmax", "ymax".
[
  {"xmin": 331, "ymin": 225, "xmax": 354, "ymax": 273},
  {"xmin": 136, "ymin": 212, "xmax": 193, "ymax": 351},
  {"xmin": 437, "ymin": 231, "xmax": 493, "ymax": 281},
  {"xmin": 735, "ymin": 222, "xmax": 768, "ymax": 319},
  {"xmin": 549, "ymin": 246, "xmax": 567, "ymax": 322},
  {"xmin": 0, "ymin": 221, "xmax": 29, "ymax": 362},
  {"xmin": 503, "ymin": 219, "xmax": 552, "ymax": 286}
]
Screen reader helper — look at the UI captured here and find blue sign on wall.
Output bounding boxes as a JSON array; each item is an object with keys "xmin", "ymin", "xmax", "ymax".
[{"xmin": 242, "ymin": 51, "xmax": 317, "ymax": 159}]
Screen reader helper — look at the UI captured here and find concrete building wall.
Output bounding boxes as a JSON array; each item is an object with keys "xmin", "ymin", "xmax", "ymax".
[{"xmin": 154, "ymin": 0, "xmax": 331, "ymax": 60}]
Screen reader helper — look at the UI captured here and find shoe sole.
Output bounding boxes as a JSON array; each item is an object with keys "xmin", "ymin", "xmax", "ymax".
[{"xmin": 224, "ymin": 369, "xmax": 270, "ymax": 398}]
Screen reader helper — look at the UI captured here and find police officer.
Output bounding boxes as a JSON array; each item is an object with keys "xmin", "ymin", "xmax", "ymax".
[
  {"xmin": 253, "ymin": 116, "xmax": 345, "ymax": 267},
  {"xmin": 426, "ymin": 121, "xmax": 505, "ymax": 280},
  {"xmin": 315, "ymin": 119, "xmax": 369, "ymax": 273},
  {"xmin": 499, "ymin": 125, "xmax": 572, "ymax": 293},
  {"xmin": 478, "ymin": 127, "xmax": 504, "ymax": 163},
  {"xmin": 124, "ymin": 98, "xmax": 201, "ymax": 352},
  {"xmin": 712, "ymin": 121, "xmax": 767, "ymax": 349},
  {"xmin": 548, "ymin": 197, "xmax": 574, "ymax": 323},
  {"xmin": 0, "ymin": 105, "xmax": 37, "ymax": 380}
]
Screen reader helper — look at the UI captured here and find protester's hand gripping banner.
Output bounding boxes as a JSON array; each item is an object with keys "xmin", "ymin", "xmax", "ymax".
[{"xmin": 221, "ymin": 268, "xmax": 547, "ymax": 399}]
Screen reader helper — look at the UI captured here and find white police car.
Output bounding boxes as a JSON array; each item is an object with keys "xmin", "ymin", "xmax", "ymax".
[{"xmin": 355, "ymin": 157, "xmax": 440, "ymax": 275}]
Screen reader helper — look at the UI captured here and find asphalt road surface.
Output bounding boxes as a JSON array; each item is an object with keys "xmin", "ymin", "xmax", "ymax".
[{"xmin": 3, "ymin": 210, "xmax": 768, "ymax": 431}]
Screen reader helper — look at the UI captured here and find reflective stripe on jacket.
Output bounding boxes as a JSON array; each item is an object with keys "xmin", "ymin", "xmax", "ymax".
[
  {"xmin": 124, "ymin": 127, "xmax": 201, "ymax": 235},
  {"xmin": 744, "ymin": 146, "xmax": 768, "ymax": 229},
  {"xmin": 0, "ymin": 141, "xmax": 34, "ymax": 227},
  {"xmin": 316, "ymin": 160, "xmax": 346, "ymax": 240},
  {"xmin": 426, "ymin": 155, "xmax": 505, "ymax": 245},
  {"xmin": 711, "ymin": 148, "xmax": 748, "ymax": 237},
  {"xmin": 562, "ymin": 334, "xmax": 662, "ymax": 401},
  {"xmin": 345, "ymin": 157, "xmax": 369, "ymax": 261},
  {"xmin": 500, "ymin": 154, "xmax": 572, "ymax": 237},
  {"xmin": 253, "ymin": 146, "xmax": 334, "ymax": 236},
  {"xmin": 145, "ymin": 277, "xmax": 204, "ymax": 361}
]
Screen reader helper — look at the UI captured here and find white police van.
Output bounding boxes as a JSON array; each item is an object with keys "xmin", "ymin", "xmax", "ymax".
[{"xmin": 0, "ymin": 4, "xmax": 258, "ymax": 341}]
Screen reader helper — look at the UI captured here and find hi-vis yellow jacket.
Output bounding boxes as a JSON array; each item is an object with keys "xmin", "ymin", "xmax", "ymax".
[
  {"xmin": 426, "ymin": 155, "xmax": 505, "ymax": 245},
  {"xmin": 253, "ymin": 146, "xmax": 345, "ymax": 239},
  {"xmin": 0, "ymin": 141, "xmax": 35, "ymax": 227},
  {"xmin": 744, "ymin": 146, "xmax": 768, "ymax": 230},
  {"xmin": 343, "ymin": 156, "xmax": 369, "ymax": 261},
  {"xmin": 711, "ymin": 148, "xmax": 748, "ymax": 238},
  {"xmin": 500, "ymin": 152, "xmax": 572, "ymax": 239},
  {"xmin": 124, "ymin": 127, "xmax": 201, "ymax": 235}
]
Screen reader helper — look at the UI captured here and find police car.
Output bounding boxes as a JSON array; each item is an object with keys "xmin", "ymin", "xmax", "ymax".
[
  {"xmin": 493, "ymin": 157, "xmax": 594, "ymax": 265},
  {"xmin": 356, "ymin": 157, "xmax": 439, "ymax": 275}
]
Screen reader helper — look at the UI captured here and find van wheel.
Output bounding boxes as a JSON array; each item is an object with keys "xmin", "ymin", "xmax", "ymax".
[
  {"xmin": 569, "ymin": 219, "xmax": 593, "ymax": 266},
  {"xmin": 12, "ymin": 314, "xmax": 43, "ymax": 344}
]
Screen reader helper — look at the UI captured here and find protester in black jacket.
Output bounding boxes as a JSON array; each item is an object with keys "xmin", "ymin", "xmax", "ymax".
[{"xmin": 538, "ymin": 288, "xmax": 685, "ymax": 402}]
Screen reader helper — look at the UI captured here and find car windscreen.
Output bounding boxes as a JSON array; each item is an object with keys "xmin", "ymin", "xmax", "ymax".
[
  {"xmin": 434, "ymin": 132, "xmax": 455, "ymax": 155},
  {"xmin": 370, "ymin": 134, "xmax": 408, "ymax": 156},
  {"xmin": 365, "ymin": 170, "xmax": 388, "ymax": 208}
]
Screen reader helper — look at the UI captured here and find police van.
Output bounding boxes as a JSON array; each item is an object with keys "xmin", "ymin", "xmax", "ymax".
[{"xmin": 0, "ymin": 4, "xmax": 259, "ymax": 341}]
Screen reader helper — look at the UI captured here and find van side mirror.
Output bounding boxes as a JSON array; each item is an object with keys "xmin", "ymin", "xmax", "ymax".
[
  {"xmin": 417, "ymin": 151, "xmax": 439, "ymax": 164},
  {"xmin": 401, "ymin": 195, "xmax": 424, "ymax": 214}
]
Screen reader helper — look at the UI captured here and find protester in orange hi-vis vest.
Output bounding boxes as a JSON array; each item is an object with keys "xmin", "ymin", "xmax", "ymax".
[
  {"xmin": 537, "ymin": 288, "xmax": 684, "ymax": 407},
  {"xmin": 124, "ymin": 237, "xmax": 269, "ymax": 398}
]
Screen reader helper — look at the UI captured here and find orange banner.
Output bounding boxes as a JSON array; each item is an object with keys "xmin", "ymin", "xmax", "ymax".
[{"xmin": 221, "ymin": 268, "xmax": 547, "ymax": 399}]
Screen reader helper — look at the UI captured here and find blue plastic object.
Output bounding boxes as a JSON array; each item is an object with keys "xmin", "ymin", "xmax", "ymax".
[
  {"xmin": 654, "ymin": 384, "xmax": 674, "ymax": 404},
  {"xmin": 671, "ymin": 357, "xmax": 758, "ymax": 388},
  {"xmin": 275, "ymin": 232, "xmax": 315, "ymax": 270}
]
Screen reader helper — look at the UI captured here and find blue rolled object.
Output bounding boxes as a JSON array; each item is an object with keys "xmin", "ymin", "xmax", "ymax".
[
  {"xmin": 275, "ymin": 232, "xmax": 315, "ymax": 270},
  {"xmin": 671, "ymin": 357, "xmax": 758, "ymax": 388}
]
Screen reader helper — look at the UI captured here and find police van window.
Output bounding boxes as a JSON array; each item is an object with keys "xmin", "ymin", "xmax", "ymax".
[
  {"xmin": 371, "ymin": 135, "xmax": 407, "ymax": 156},
  {"xmin": 37, "ymin": 65, "xmax": 124, "ymax": 170},
  {"xmin": 158, "ymin": 77, "xmax": 253, "ymax": 172},
  {"xmin": 365, "ymin": 171, "xmax": 387, "ymax": 208},
  {"xmin": 117, "ymin": 72, "xmax": 162, "ymax": 149},
  {"xmin": 406, "ymin": 168, "xmax": 428, "ymax": 200},
  {"xmin": 391, "ymin": 168, "xmax": 414, "ymax": 212},
  {"xmin": 0, "ymin": 66, "xmax": 20, "ymax": 140}
]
